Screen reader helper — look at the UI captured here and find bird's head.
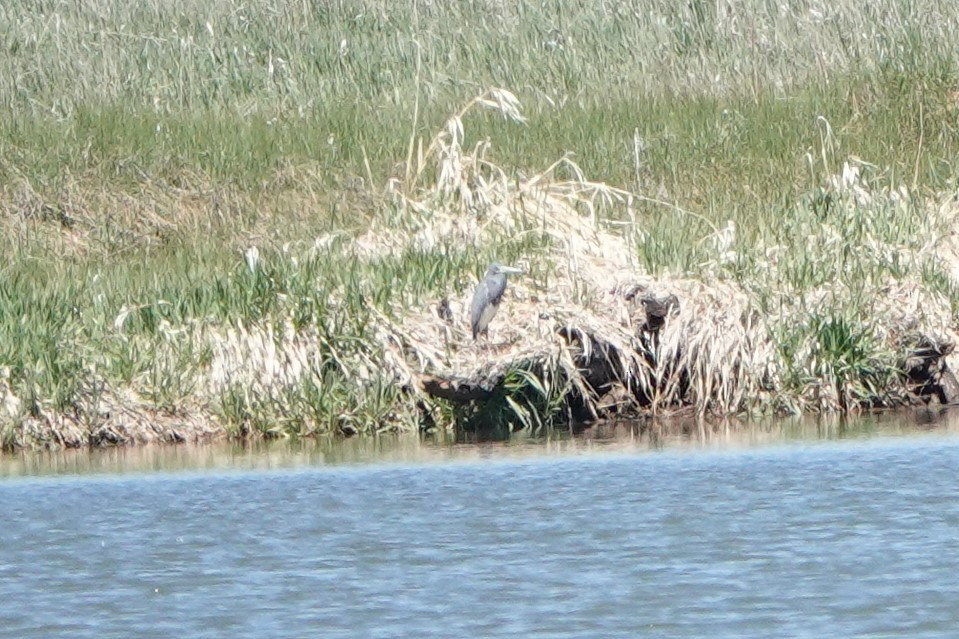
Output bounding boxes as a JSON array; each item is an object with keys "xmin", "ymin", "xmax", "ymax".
[{"xmin": 486, "ymin": 263, "xmax": 524, "ymax": 277}]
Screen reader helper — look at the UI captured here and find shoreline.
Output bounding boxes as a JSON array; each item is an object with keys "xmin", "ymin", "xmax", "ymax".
[{"xmin": 6, "ymin": 407, "xmax": 959, "ymax": 472}]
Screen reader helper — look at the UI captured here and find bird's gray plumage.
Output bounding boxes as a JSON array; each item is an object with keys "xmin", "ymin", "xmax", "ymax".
[{"xmin": 470, "ymin": 263, "xmax": 523, "ymax": 339}]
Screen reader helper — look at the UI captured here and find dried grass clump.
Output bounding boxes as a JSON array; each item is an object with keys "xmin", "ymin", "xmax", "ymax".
[
  {"xmin": 357, "ymin": 89, "xmax": 779, "ymax": 424},
  {"xmin": 366, "ymin": 98, "xmax": 959, "ymax": 427},
  {"xmin": 384, "ymin": 272, "xmax": 777, "ymax": 423},
  {"xmin": 5, "ymin": 386, "xmax": 219, "ymax": 450},
  {"xmin": 206, "ymin": 319, "xmax": 326, "ymax": 396}
]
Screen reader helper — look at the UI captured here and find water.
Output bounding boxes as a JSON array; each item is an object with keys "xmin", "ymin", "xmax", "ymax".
[{"xmin": 3, "ymin": 411, "xmax": 959, "ymax": 638}]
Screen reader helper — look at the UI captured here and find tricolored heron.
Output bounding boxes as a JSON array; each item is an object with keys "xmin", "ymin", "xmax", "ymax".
[{"xmin": 470, "ymin": 263, "xmax": 523, "ymax": 340}]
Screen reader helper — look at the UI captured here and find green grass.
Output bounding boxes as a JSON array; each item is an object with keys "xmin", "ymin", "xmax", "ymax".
[
  {"xmin": 4, "ymin": 0, "xmax": 958, "ymax": 190},
  {"xmin": 2, "ymin": 0, "xmax": 959, "ymax": 446}
]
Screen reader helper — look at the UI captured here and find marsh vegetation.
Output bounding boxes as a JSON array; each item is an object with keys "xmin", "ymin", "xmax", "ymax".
[{"xmin": 2, "ymin": 0, "xmax": 959, "ymax": 448}]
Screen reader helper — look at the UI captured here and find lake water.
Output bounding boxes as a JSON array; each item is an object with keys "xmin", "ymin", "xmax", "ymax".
[{"xmin": 2, "ymin": 410, "xmax": 959, "ymax": 638}]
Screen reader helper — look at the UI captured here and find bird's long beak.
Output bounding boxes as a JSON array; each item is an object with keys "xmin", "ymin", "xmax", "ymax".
[{"xmin": 500, "ymin": 265, "xmax": 524, "ymax": 275}]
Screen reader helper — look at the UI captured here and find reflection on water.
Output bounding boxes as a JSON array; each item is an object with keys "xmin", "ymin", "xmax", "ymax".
[{"xmin": 3, "ymin": 407, "xmax": 959, "ymax": 478}]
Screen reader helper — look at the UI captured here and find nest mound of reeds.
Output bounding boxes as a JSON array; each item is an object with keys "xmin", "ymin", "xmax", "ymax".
[{"xmin": 368, "ymin": 90, "xmax": 959, "ymax": 428}]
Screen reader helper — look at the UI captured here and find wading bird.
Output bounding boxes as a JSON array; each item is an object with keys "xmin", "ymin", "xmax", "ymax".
[{"xmin": 470, "ymin": 263, "xmax": 523, "ymax": 340}]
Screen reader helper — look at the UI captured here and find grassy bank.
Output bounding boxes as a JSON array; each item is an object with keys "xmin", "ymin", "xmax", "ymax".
[{"xmin": 2, "ymin": 0, "xmax": 959, "ymax": 449}]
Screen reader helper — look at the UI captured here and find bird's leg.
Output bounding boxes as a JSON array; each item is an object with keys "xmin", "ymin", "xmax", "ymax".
[{"xmin": 475, "ymin": 329, "xmax": 494, "ymax": 353}]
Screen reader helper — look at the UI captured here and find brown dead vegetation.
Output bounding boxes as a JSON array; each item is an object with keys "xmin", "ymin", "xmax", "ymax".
[{"xmin": 369, "ymin": 91, "xmax": 959, "ymax": 426}]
